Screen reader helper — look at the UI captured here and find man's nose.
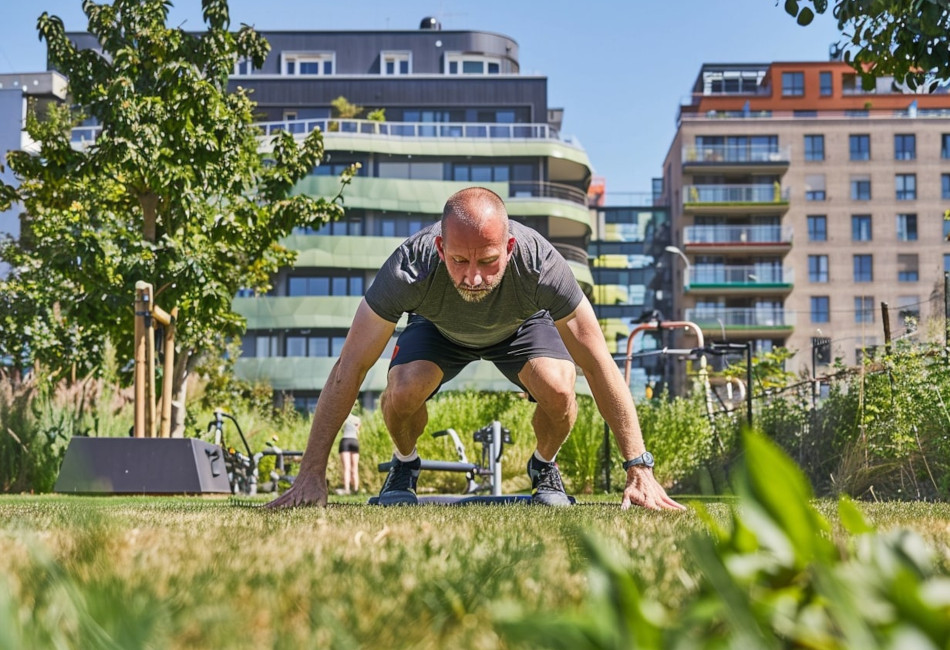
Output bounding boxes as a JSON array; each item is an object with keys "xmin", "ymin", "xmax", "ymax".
[{"xmin": 467, "ymin": 265, "xmax": 483, "ymax": 286}]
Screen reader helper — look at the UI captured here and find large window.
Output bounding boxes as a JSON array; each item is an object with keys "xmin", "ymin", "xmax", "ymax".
[
  {"xmin": 446, "ymin": 54, "xmax": 502, "ymax": 75},
  {"xmin": 897, "ymin": 213, "xmax": 918, "ymax": 241},
  {"xmin": 283, "ymin": 52, "xmax": 334, "ymax": 75},
  {"xmin": 804, "ymin": 134, "xmax": 825, "ymax": 161},
  {"xmin": 808, "ymin": 255, "xmax": 829, "ymax": 282},
  {"xmin": 381, "ymin": 51, "xmax": 411, "ymax": 75},
  {"xmin": 898, "ymin": 253, "xmax": 919, "ymax": 282},
  {"xmin": 782, "ymin": 71, "xmax": 805, "ymax": 96},
  {"xmin": 807, "ymin": 215, "xmax": 827, "ymax": 241},
  {"xmin": 287, "ymin": 273, "xmax": 364, "ymax": 297},
  {"xmin": 894, "ymin": 133, "xmax": 916, "ymax": 160},
  {"xmin": 942, "ymin": 173, "xmax": 950, "ymax": 199},
  {"xmin": 895, "ymin": 174, "xmax": 916, "ymax": 200},
  {"xmin": 943, "ymin": 134, "xmax": 950, "ymax": 159},
  {"xmin": 819, "ymin": 71, "xmax": 833, "ymax": 96},
  {"xmin": 854, "ymin": 254, "xmax": 873, "ymax": 282},
  {"xmin": 285, "ymin": 334, "xmax": 347, "ymax": 357},
  {"xmin": 855, "ymin": 296, "xmax": 874, "ymax": 324},
  {"xmin": 852, "ymin": 214, "xmax": 872, "ymax": 241},
  {"xmin": 849, "ymin": 134, "xmax": 870, "ymax": 161},
  {"xmin": 811, "ymin": 296, "xmax": 830, "ymax": 323},
  {"xmin": 851, "ymin": 176, "xmax": 871, "ymax": 200}
]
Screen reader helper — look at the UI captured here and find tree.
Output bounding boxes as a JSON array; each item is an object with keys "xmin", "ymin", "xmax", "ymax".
[
  {"xmin": 783, "ymin": 0, "xmax": 950, "ymax": 91},
  {"xmin": 0, "ymin": 0, "xmax": 352, "ymax": 434}
]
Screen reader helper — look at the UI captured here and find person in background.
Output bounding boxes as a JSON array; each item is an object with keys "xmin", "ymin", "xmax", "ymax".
[{"xmin": 337, "ymin": 407, "xmax": 361, "ymax": 495}]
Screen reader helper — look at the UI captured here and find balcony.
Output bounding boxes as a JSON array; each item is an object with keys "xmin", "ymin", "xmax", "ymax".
[
  {"xmin": 687, "ymin": 265, "xmax": 794, "ymax": 295},
  {"xmin": 684, "ymin": 307, "xmax": 794, "ymax": 337},
  {"xmin": 683, "ymin": 184, "xmax": 789, "ymax": 215},
  {"xmin": 683, "ymin": 224, "xmax": 792, "ymax": 254},
  {"xmin": 682, "ymin": 144, "xmax": 791, "ymax": 174}
]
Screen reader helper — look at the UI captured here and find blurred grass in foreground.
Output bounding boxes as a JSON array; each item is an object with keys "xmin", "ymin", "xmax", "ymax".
[{"xmin": 1, "ymin": 493, "xmax": 948, "ymax": 649}]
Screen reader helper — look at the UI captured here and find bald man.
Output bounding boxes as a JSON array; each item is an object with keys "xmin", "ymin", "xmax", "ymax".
[{"xmin": 268, "ymin": 187, "xmax": 683, "ymax": 511}]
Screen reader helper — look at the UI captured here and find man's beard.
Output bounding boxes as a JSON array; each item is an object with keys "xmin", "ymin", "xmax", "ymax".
[{"xmin": 455, "ymin": 273, "xmax": 503, "ymax": 303}]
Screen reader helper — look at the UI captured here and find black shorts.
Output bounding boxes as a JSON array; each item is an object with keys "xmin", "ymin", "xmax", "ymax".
[
  {"xmin": 389, "ymin": 311, "xmax": 572, "ymax": 399},
  {"xmin": 338, "ymin": 439, "xmax": 359, "ymax": 454}
]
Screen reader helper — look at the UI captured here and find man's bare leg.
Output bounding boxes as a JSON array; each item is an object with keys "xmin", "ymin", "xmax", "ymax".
[
  {"xmin": 518, "ymin": 357, "xmax": 577, "ymax": 506},
  {"xmin": 377, "ymin": 360, "xmax": 443, "ymax": 505}
]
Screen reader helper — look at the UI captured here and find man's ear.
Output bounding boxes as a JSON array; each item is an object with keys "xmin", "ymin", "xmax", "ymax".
[
  {"xmin": 506, "ymin": 237, "xmax": 515, "ymax": 256},
  {"xmin": 435, "ymin": 236, "xmax": 445, "ymax": 261}
]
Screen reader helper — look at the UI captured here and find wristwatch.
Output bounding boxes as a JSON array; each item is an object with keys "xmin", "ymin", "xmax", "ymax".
[{"xmin": 622, "ymin": 451, "xmax": 655, "ymax": 471}]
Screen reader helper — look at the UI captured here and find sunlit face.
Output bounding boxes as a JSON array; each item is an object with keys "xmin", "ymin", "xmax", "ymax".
[{"xmin": 436, "ymin": 219, "xmax": 515, "ymax": 303}]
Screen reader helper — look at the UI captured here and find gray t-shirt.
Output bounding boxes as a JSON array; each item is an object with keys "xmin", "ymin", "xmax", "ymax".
[{"xmin": 365, "ymin": 221, "xmax": 584, "ymax": 348}]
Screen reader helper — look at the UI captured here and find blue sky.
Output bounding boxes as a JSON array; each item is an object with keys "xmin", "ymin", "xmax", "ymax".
[{"xmin": 0, "ymin": 1, "xmax": 844, "ymax": 195}]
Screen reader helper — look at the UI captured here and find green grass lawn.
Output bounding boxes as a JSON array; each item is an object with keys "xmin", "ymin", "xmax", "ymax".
[{"xmin": 2, "ymin": 494, "xmax": 949, "ymax": 649}]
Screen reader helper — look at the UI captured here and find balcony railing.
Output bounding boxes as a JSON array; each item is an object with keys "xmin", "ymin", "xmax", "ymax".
[
  {"xmin": 552, "ymin": 242, "xmax": 591, "ymax": 265},
  {"xmin": 690, "ymin": 265, "xmax": 794, "ymax": 286},
  {"xmin": 684, "ymin": 307, "xmax": 795, "ymax": 328},
  {"xmin": 71, "ymin": 117, "xmax": 571, "ymax": 147},
  {"xmin": 509, "ymin": 180, "xmax": 588, "ymax": 206},
  {"xmin": 684, "ymin": 224, "xmax": 793, "ymax": 245},
  {"xmin": 684, "ymin": 184, "xmax": 789, "ymax": 204},
  {"xmin": 682, "ymin": 144, "xmax": 791, "ymax": 165}
]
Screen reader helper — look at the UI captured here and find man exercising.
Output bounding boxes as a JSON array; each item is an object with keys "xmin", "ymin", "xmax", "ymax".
[{"xmin": 268, "ymin": 187, "xmax": 683, "ymax": 510}]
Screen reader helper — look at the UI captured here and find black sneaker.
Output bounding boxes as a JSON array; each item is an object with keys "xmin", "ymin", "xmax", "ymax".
[
  {"xmin": 378, "ymin": 456, "xmax": 421, "ymax": 506},
  {"xmin": 527, "ymin": 455, "xmax": 572, "ymax": 507}
]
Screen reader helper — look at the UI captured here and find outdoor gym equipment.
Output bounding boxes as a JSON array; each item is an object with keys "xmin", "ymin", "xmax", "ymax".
[
  {"xmin": 205, "ymin": 409, "xmax": 302, "ymax": 495},
  {"xmin": 367, "ymin": 421, "xmax": 568, "ymax": 505}
]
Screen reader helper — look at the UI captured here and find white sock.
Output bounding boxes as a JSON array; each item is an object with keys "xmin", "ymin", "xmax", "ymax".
[
  {"xmin": 394, "ymin": 448, "xmax": 419, "ymax": 463},
  {"xmin": 533, "ymin": 449, "xmax": 556, "ymax": 464}
]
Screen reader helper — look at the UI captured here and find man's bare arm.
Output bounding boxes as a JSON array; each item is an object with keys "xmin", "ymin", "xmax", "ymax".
[
  {"xmin": 266, "ymin": 300, "xmax": 396, "ymax": 508},
  {"xmin": 555, "ymin": 299, "xmax": 684, "ymax": 511}
]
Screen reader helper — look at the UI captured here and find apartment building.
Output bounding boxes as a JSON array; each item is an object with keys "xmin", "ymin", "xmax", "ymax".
[
  {"xmin": 662, "ymin": 60, "xmax": 950, "ymax": 377},
  {"xmin": 215, "ymin": 21, "xmax": 595, "ymax": 410}
]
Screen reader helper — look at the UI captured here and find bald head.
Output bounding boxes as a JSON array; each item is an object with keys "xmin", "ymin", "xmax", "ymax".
[{"xmin": 441, "ymin": 187, "xmax": 509, "ymax": 240}]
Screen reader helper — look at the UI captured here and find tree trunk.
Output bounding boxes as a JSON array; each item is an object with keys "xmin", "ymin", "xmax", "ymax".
[
  {"xmin": 169, "ymin": 349, "xmax": 195, "ymax": 438},
  {"xmin": 139, "ymin": 191, "xmax": 159, "ymax": 242}
]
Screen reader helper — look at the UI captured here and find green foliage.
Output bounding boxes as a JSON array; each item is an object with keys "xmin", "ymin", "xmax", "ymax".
[
  {"xmin": 499, "ymin": 430, "xmax": 950, "ymax": 648},
  {"xmin": 0, "ymin": 0, "xmax": 349, "ymax": 397},
  {"xmin": 783, "ymin": 0, "xmax": 950, "ymax": 91}
]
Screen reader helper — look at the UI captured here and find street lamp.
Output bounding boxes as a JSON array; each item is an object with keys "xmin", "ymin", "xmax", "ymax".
[{"xmin": 664, "ymin": 245, "xmax": 691, "ymax": 290}]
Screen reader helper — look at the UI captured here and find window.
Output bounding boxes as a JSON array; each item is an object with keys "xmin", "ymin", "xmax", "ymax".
[
  {"xmin": 894, "ymin": 133, "xmax": 916, "ymax": 160},
  {"xmin": 851, "ymin": 176, "xmax": 871, "ymax": 200},
  {"xmin": 782, "ymin": 71, "xmax": 805, "ymax": 96},
  {"xmin": 854, "ymin": 254, "xmax": 873, "ymax": 282},
  {"xmin": 381, "ymin": 51, "xmax": 411, "ymax": 75},
  {"xmin": 283, "ymin": 52, "xmax": 334, "ymax": 75},
  {"xmin": 945, "ymin": 254, "xmax": 950, "ymax": 272},
  {"xmin": 895, "ymin": 174, "xmax": 916, "ymax": 200},
  {"xmin": 811, "ymin": 296, "xmax": 830, "ymax": 323},
  {"xmin": 807, "ymin": 215, "xmax": 827, "ymax": 241},
  {"xmin": 897, "ymin": 296, "xmax": 920, "ymax": 326},
  {"xmin": 897, "ymin": 213, "xmax": 918, "ymax": 241},
  {"xmin": 805, "ymin": 174, "xmax": 826, "ymax": 201},
  {"xmin": 852, "ymin": 214, "xmax": 872, "ymax": 241},
  {"xmin": 446, "ymin": 54, "xmax": 502, "ymax": 75},
  {"xmin": 898, "ymin": 253, "xmax": 919, "ymax": 282},
  {"xmin": 234, "ymin": 58, "xmax": 253, "ymax": 75},
  {"xmin": 808, "ymin": 255, "xmax": 829, "ymax": 282},
  {"xmin": 804, "ymin": 135, "xmax": 825, "ymax": 161},
  {"xmin": 855, "ymin": 296, "xmax": 874, "ymax": 323},
  {"xmin": 850, "ymin": 134, "xmax": 870, "ymax": 161},
  {"xmin": 819, "ymin": 71, "xmax": 833, "ymax": 95},
  {"xmin": 254, "ymin": 335, "xmax": 279, "ymax": 358},
  {"xmin": 942, "ymin": 173, "xmax": 950, "ymax": 199},
  {"xmin": 287, "ymin": 274, "xmax": 364, "ymax": 297},
  {"xmin": 943, "ymin": 134, "xmax": 950, "ymax": 159}
]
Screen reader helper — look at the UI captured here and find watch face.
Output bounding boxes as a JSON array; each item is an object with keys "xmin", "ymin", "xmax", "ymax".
[{"xmin": 642, "ymin": 451, "xmax": 655, "ymax": 467}]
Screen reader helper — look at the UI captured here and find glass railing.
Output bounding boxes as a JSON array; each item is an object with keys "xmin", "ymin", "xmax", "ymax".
[
  {"xmin": 684, "ymin": 224, "xmax": 792, "ymax": 245},
  {"xmin": 683, "ymin": 184, "xmax": 789, "ymax": 204},
  {"xmin": 72, "ymin": 117, "xmax": 578, "ymax": 148},
  {"xmin": 684, "ymin": 307, "xmax": 794, "ymax": 328},
  {"xmin": 682, "ymin": 144, "xmax": 791, "ymax": 164},
  {"xmin": 689, "ymin": 265, "xmax": 794, "ymax": 286}
]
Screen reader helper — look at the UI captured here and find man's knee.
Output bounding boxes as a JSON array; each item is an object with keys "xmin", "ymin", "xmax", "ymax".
[{"xmin": 382, "ymin": 361, "xmax": 441, "ymax": 416}]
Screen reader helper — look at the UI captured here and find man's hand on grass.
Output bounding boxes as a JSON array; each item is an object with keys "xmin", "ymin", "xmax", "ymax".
[
  {"xmin": 620, "ymin": 469, "xmax": 686, "ymax": 511},
  {"xmin": 265, "ymin": 471, "xmax": 328, "ymax": 509}
]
